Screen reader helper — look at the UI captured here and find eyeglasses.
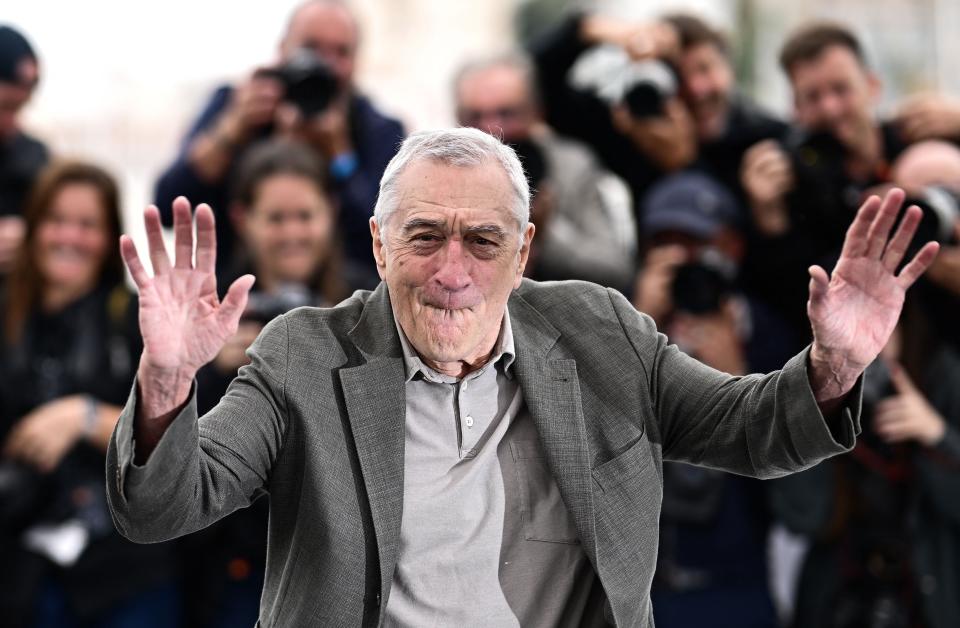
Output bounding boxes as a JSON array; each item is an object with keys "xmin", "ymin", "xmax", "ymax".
[{"xmin": 456, "ymin": 105, "xmax": 530, "ymax": 128}]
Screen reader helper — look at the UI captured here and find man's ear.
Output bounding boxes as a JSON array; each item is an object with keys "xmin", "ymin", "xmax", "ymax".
[
  {"xmin": 514, "ymin": 222, "xmax": 536, "ymax": 289},
  {"xmin": 370, "ymin": 217, "xmax": 387, "ymax": 280}
]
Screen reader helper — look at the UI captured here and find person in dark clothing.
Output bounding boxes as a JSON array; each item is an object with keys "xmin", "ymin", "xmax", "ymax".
[
  {"xmin": 0, "ymin": 25, "xmax": 49, "ymax": 275},
  {"xmin": 633, "ymin": 172, "xmax": 796, "ymax": 628},
  {"xmin": 739, "ymin": 22, "xmax": 913, "ymax": 346},
  {"xmin": 154, "ymin": 0, "xmax": 403, "ymax": 286},
  {"xmin": 529, "ymin": 12, "xmax": 697, "ymax": 223},
  {"xmin": 662, "ymin": 13, "xmax": 788, "ymax": 202},
  {"xmin": 770, "ymin": 285, "xmax": 960, "ymax": 628},
  {"xmin": 0, "ymin": 161, "xmax": 178, "ymax": 628}
]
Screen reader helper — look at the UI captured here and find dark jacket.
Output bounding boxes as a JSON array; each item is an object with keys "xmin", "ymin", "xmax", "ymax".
[
  {"xmin": 770, "ymin": 347, "xmax": 960, "ymax": 628},
  {"xmin": 0, "ymin": 283, "xmax": 175, "ymax": 626}
]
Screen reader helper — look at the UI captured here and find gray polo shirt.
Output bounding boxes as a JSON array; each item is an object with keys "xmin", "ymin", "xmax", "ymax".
[{"xmin": 384, "ymin": 310, "xmax": 605, "ymax": 627}]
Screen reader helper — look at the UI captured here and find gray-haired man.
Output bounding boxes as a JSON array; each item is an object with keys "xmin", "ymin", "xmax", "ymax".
[{"xmin": 109, "ymin": 128, "xmax": 938, "ymax": 626}]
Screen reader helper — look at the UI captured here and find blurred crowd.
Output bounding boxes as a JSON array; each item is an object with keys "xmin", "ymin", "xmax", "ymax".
[{"xmin": 1, "ymin": 1, "xmax": 959, "ymax": 627}]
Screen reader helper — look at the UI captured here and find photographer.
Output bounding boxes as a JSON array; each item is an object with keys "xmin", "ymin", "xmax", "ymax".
[
  {"xmin": 0, "ymin": 162, "xmax": 177, "ymax": 628},
  {"xmin": 453, "ymin": 53, "xmax": 636, "ymax": 293},
  {"xmin": 529, "ymin": 12, "xmax": 697, "ymax": 221},
  {"xmin": 154, "ymin": 0, "xmax": 403, "ymax": 285},
  {"xmin": 663, "ymin": 14, "xmax": 788, "ymax": 202},
  {"xmin": 769, "ymin": 292, "xmax": 960, "ymax": 628},
  {"xmin": 181, "ymin": 139, "xmax": 349, "ymax": 628},
  {"xmin": 633, "ymin": 172, "xmax": 797, "ymax": 628},
  {"xmin": 739, "ymin": 23, "xmax": 912, "ymax": 340},
  {"xmin": 0, "ymin": 25, "xmax": 49, "ymax": 276}
]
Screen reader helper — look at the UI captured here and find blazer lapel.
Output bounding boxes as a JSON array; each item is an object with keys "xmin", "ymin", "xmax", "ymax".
[
  {"xmin": 509, "ymin": 292, "xmax": 598, "ymax": 566},
  {"xmin": 343, "ymin": 284, "xmax": 407, "ymax": 610}
]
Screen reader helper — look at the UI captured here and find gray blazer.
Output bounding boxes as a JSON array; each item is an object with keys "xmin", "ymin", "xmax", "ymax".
[{"xmin": 106, "ymin": 279, "xmax": 862, "ymax": 627}]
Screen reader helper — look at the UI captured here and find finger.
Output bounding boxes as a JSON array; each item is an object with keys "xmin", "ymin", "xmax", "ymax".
[
  {"xmin": 806, "ymin": 265, "xmax": 830, "ymax": 313},
  {"xmin": 841, "ymin": 195, "xmax": 882, "ymax": 258},
  {"xmin": 194, "ymin": 203, "xmax": 217, "ymax": 274},
  {"xmin": 881, "ymin": 205, "xmax": 923, "ymax": 271},
  {"xmin": 173, "ymin": 197, "xmax": 195, "ymax": 270},
  {"xmin": 889, "ymin": 362, "xmax": 920, "ymax": 396},
  {"xmin": 119, "ymin": 235, "xmax": 151, "ymax": 288},
  {"xmin": 864, "ymin": 188, "xmax": 906, "ymax": 259},
  {"xmin": 897, "ymin": 241, "xmax": 941, "ymax": 288},
  {"xmin": 144, "ymin": 205, "xmax": 171, "ymax": 275},
  {"xmin": 217, "ymin": 274, "xmax": 257, "ymax": 330}
]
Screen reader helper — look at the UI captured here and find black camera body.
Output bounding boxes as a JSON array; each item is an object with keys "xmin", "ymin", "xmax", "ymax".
[
  {"xmin": 621, "ymin": 59, "xmax": 678, "ymax": 119},
  {"xmin": 241, "ymin": 284, "xmax": 315, "ymax": 326},
  {"xmin": 671, "ymin": 250, "xmax": 737, "ymax": 315},
  {"xmin": 259, "ymin": 48, "xmax": 339, "ymax": 117},
  {"xmin": 904, "ymin": 186, "xmax": 960, "ymax": 248}
]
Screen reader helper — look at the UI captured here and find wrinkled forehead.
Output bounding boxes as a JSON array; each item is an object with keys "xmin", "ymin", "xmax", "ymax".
[{"xmin": 390, "ymin": 159, "xmax": 520, "ymax": 228}]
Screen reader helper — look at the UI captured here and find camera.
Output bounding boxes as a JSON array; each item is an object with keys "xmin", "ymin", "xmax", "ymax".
[
  {"xmin": 258, "ymin": 48, "xmax": 339, "ymax": 117},
  {"xmin": 241, "ymin": 284, "xmax": 314, "ymax": 325},
  {"xmin": 904, "ymin": 185, "xmax": 960, "ymax": 247},
  {"xmin": 670, "ymin": 249, "xmax": 736, "ymax": 315},
  {"xmin": 620, "ymin": 59, "xmax": 678, "ymax": 119},
  {"xmin": 0, "ymin": 460, "xmax": 51, "ymax": 533},
  {"xmin": 587, "ymin": 51, "xmax": 678, "ymax": 119}
]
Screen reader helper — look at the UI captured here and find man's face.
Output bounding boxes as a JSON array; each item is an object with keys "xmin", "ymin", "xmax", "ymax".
[
  {"xmin": 790, "ymin": 45, "xmax": 880, "ymax": 150},
  {"xmin": 281, "ymin": 2, "xmax": 357, "ymax": 89},
  {"xmin": 370, "ymin": 159, "xmax": 533, "ymax": 368},
  {"xmin": 455, "ymin": 65, "xmax": 537, "ymax": 143},
  {"xmin": 677, "ymin": 43, "xmax": 734, "ymax": 141}
]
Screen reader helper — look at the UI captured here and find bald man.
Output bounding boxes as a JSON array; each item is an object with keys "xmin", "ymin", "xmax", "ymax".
[{"xmin": 154, "ymin": 0, "xmax": 404, "ymax": 285}]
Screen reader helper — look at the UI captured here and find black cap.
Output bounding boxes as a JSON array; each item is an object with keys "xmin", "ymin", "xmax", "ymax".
[{"xmin": 0, "ymin": 25, "xmax": 38, "ymax": 87}]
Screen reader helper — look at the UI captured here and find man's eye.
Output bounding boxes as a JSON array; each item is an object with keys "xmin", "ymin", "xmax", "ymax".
[
  {"xmin": 474, "ymin": 237, "xmax": 493, "ymax": 246},
  {"xmin": 413, "ymin": 234, "xmax": 439, "ymax": 242}
]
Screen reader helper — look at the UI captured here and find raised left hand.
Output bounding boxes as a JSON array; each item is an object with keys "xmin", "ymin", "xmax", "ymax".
[{"xmin": 807, "ymin": 188, "xmax": 939, "ymax": 404}]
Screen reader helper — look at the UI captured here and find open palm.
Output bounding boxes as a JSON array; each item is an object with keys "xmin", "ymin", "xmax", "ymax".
[
  {"xmin": 807, "ymin": 189, "xmax": 939, "ymax": 374},
  {"xmin": 120, "ymin": 197, "xmax": 255, "ymax": 376}
]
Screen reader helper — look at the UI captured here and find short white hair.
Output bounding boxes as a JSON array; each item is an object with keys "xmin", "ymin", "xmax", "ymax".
[{"xmin": 373, "ymin": 127, "xmax": 530, "ymax": 236}]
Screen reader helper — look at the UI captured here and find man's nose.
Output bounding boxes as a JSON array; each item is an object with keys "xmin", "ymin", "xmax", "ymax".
[{"xmin": 432, "ymin": 240, "xmax": 471, "ymax": 290}]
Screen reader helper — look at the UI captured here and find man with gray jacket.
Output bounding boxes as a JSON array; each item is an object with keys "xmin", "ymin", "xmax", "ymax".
[{"xmin": 109, "ymin": 128, "xmax": 938, "ymax": 626}]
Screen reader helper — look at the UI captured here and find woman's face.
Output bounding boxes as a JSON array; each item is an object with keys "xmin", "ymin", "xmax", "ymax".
[
  {"xmin": 244, "ymin": 173, "xmax": 335, "ymax": 286},
  {"xmin": 35, "ymin": 182, "xmax": 111, "ymax": 294}
]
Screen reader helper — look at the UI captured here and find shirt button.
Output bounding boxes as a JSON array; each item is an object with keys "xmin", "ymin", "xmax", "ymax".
[{"xmin": 465, "ymin": 416, "xmax": 474, "ymax": 428}]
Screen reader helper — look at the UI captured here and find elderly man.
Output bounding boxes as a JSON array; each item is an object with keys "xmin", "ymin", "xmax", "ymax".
[{"xmin": 109, "ymin": 128, "xmax": 937, "ymax": 626}]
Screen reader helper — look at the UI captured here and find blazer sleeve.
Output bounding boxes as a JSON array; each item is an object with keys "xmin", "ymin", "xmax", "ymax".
[
  {"xmin": 606, "ymin": 287, "xmax": 863, "ymax": 479},
  {"xmin": 106, "ymin": 314, "xmax": 289, "ymax": 543}
]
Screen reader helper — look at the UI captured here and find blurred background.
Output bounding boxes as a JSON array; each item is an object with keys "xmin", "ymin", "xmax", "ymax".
[{"xmin": 7, "ymin": 0, "xmax": 960, "ymax": 236}]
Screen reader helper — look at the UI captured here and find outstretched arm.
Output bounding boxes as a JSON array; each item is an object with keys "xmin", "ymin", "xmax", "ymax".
[{"xmin": 119, "ymin": 197, "xmax": 254, "ymax": 460}]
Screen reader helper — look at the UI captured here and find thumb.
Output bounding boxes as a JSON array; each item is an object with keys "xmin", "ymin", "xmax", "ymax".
[
  {"xmin": 886, "ymin": 360, "xmax": 919, "ymax": 396},
  {"xmin": 807, "ymin": 265, "xmax": 830, "ymax": 310},
  {"xmin": 217, "ymin": 274, "xmax": 256, "ymax": 330}
]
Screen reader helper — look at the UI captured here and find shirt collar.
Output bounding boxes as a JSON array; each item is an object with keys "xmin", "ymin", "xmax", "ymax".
[{"xmin": 394, "ymin": 307, "xmax": 516, "ymax": 383}]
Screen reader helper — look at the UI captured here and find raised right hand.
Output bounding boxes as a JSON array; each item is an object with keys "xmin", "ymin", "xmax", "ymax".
[{"xmin": 120, "ymin": 197, "xmax": 255, "ymax": 417}]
